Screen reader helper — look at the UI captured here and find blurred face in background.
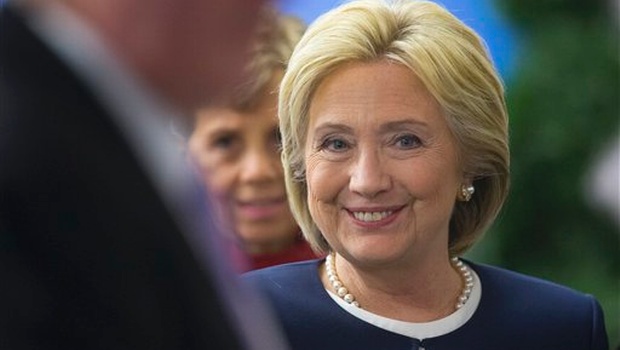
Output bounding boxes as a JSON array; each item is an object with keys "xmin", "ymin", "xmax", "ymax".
[
  {"xmin": 75, "ymin": 0, "xmax": 271, "ymax": 112},
  {"xmin": 151, "ymin": 0, "xmax": 269, "ymax": 109},
  {"xmin": 189, "ymin": 76, "xmax": 299, "ymax": 254}
]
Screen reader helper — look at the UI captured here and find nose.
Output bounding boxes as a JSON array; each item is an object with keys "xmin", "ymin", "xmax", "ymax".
[
  {"xmin": 240, "ymin": 147, "xmax": 280, "ymax": 183},
  {"xmin": 349, "ymin": 147, "xmax": 391, "ymax": 198}
]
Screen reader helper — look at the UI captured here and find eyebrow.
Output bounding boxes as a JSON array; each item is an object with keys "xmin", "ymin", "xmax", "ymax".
[
  {"xmin": 311, "ymin": 122, "xmax": 354, "ymax": 136},
  {"xmin": 379, "ymin": 119, "xmax": 430, "ymax": 133},
  {"xmin": 312, "ymin": 119, "xmax": 429, "ymax": 136},
  {"xmin": 205, "ymin": 126, "xmax": 241, "ymax": 139}
]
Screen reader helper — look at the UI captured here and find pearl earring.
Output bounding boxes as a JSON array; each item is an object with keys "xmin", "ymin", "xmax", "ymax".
[{"xmin": 460, "ymin": 184, "xmax": 475, "ymax": 202}]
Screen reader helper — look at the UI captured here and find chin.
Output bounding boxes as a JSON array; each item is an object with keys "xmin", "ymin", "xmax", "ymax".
[
  {"xmin": 238, "ymin": 229, "xmax": 293, "ymax": 245},
  {"xmin": 341, "ymin": 242, "xmax": 409, "ymax": 265}
]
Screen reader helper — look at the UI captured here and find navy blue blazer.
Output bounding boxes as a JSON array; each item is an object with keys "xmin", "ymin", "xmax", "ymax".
[{"xmin": 244, "ymin": 259, "xmax": 608, "ymax": 350}]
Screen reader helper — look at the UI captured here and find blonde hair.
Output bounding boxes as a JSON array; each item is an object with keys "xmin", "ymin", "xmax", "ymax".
[
  {"xmin": 279, "ymin": 0, "xmax": 510, "ymax": 256},
  {"xmin": 231, "ymin": 7, "xmax": 306, "ymax": 110}
]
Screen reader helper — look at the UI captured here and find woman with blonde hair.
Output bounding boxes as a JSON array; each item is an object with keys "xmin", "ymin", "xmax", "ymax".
[{"xmin": 244, "ymin": 0, "xmax": 609, "ymax": 348}]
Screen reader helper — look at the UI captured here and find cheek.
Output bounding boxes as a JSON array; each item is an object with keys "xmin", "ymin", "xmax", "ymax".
[
  {"xmin": 268, "ymin": 153, "xmax": 285, "ymax": 175},
  {"xmin": 405, "ymin": 159, "xmax": 460, "ymax": 205},
  {"xmin": 305, "ymin": 155, "xmax": 339, "ymax": 203},
  {"xmin": 202, "ymin": 164, "xmax": 238, "ymax": 198},
  {"xmin": 306, "ymin": 189, "xmax": 332, "ymax": 239},
  {"xmin": 305, "ymin": 155, "xmax": 344, "ymax": 229}
]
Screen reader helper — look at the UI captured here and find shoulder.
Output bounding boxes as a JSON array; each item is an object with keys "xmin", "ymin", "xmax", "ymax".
[
  {"xmin": 242, "ymin": 259, "xmax": 328, "ymax": 312},
  {"xmin": 242, "ymin": 259, "xmax": 332, "ymax": 324},
  {"xmin": 469, "ymin": 262, "xmax": 608, "ymax": 349},
  {"xmin": 471, "ymin": 261, "xmax": 595, "ymax": 304},
  {"xmin": 243, "ymin": 259, "xmax": 322, "ymax": 289}
]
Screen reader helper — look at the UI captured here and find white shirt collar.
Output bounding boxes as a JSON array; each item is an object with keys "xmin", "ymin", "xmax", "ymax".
[{"xmin": 327, "ymin": 264, "xmax": 482, "ymax": 340}]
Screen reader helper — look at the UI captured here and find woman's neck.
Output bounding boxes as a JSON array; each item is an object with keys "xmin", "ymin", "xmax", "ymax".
[
  {"xmin": 244, "ymin": 236, "xmax": 298, "ymax": 255},
  {"xmin": 321, "ymin": 253, "xmax": 463, "ymax": 322}
]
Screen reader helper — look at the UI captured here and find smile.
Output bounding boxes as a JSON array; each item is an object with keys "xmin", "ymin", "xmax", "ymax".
[{"xmin": 351, "ymin": 211, "xmax": 394, "ymax": 222}]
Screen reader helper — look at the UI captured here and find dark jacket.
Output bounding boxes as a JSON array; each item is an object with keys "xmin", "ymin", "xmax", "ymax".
[
  {"xmin": 244, "ymin": 259, "xmax": 609, "ymax": 350},
  {"xmin": 0, "ymin": 6, "xmax": 248, "ymax": 349}
]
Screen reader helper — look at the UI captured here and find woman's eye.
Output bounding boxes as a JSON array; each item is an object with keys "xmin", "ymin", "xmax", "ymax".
[
  {"xmin": 395, "ymin": 134, "xmax": 421, "ymax": 149},
  {"xmin": 321, "ymin": 138, "xmax": 349, "ymax": 152},
  {"xmin": 212, "ymin": 134, "xmax": 236, "ymax": 150}
]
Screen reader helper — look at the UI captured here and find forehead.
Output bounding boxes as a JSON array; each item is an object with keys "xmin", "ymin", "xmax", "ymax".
[
  {"xmin": 195, "ymin": 105, "xmax": 278, "ymax": 134},
  {"xmin": 308, "ymin": 61, "xmax": 444, "ymax": 128}
]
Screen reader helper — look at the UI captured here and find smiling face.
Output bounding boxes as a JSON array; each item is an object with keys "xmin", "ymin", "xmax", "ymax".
[
  {"xmin": 189, "ymin": 80, "xmax": 299, "ymax": 254},
  {"xmin": 305, "ymin": 61, "xmax": 464, "ymax": 267}
]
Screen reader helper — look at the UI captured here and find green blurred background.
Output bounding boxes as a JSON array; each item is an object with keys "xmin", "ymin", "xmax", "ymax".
[{"xmin": 466, "ymin": 0, "xmax": 620, "ymax": 347}]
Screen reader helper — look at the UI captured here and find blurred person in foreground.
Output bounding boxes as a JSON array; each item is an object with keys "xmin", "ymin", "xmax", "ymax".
[
  {"xmin": 189, "ymin": 9, "xmax": 320, "ymax": 272},
  {"xmin": 243, "ymin": 0, "xmax": 609, "ymax": 349},
  {"xmin": 0, "ymin": 0, "xmax": 289, "ymax": 349}
]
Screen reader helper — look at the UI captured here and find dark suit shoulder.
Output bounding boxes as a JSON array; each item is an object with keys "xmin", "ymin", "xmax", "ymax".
[
  {"xmin": 244, "ymin": 259, "xmax": 321, "ymax": 277},
  {"xmin": 465, "ymin": 262, "xmax": 609, "ymax": 350},
  {"xmin": 244, "ymin": 259, "xmax": 321, "ymax": 286},
  {"xmin": 471, "ymin": 261, "xmax": 597, "ymax": 304}
]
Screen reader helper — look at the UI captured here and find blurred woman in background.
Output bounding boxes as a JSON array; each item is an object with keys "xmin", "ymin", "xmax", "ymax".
[{"xmin": 189, "ymin": 8, "xmax": 320, "ymax": 272}]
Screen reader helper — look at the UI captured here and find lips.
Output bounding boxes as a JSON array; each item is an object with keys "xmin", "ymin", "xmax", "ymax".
[
  {"xmin": 346, "ymin": 206, "xmax": 404, "ymax": 227},
  {"xmin": 235, "ymin": 197, "xmax": 288, "ymax": 220},
  {"xmin": 352, "ymin": 211, "xmax": 393, "ymax": 222}
]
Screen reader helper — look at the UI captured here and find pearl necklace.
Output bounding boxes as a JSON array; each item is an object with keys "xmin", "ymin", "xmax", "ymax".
[{"xmin": 325, "ymin": 252, "xmax": 474, "ymax": 310}]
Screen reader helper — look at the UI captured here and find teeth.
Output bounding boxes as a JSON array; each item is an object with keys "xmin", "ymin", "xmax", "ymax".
[{"xmin": 352, "ymin": 211, "xmax": 392, "ymax": 222}]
